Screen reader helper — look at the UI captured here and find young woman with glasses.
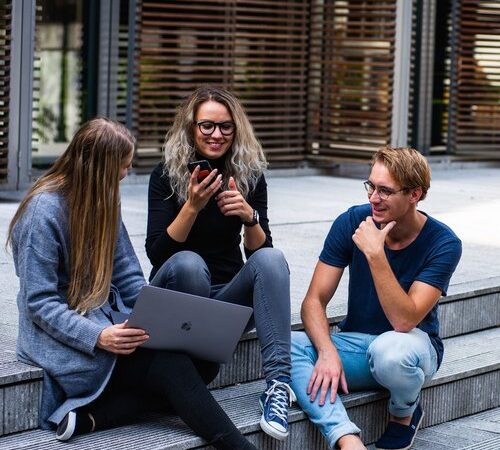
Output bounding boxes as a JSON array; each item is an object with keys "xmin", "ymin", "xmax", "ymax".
[
  {"xmin": 8, "ymin": 118, "xmax": 257, "ymax": 449},
  {"xmin": 146, "ymin": 86, "xmax": 295, "ymax": 442}
]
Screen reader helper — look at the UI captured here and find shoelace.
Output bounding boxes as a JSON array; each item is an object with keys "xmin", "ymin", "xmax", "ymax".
[{"xmin": 263, "ymin": 380, "xmax": 297, "ymax": 422}]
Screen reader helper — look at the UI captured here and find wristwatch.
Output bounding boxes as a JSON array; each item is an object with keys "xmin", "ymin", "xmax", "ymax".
[{"xmin": 243, "ymin": 209, "xmax": 259, "ymax": 227}]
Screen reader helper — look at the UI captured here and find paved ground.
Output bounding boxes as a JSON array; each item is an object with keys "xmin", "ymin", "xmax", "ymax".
[{"xmin": 1, "ymin": 166, "xmax": 500, "ymax": 340}]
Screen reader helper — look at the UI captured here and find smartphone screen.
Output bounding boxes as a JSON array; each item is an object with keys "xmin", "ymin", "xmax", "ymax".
[{"xmin": 188, "ymin": 160, "xmax": 212, "ymax": 181}]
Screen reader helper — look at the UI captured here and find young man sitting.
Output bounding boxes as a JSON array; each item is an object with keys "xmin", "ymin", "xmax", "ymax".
[{"xmin": 291, "ymin": 146, "xmax": 462, "ymax": 450}]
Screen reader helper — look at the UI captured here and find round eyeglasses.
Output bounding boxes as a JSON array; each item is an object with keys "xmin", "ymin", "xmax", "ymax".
[
  {"xmin": 196, "ymin": 120, "xmax": 235, "ymax": 136},
  {"xmin": 363, "ymin": 180, "xmax": 408, "ymax": 200}
]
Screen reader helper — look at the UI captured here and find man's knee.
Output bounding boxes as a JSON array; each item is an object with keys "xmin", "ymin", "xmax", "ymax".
[
  {"xmin": 367, "ymin": 331, "xmax": 425, "ymax": 387},
  {"xmin": 368, "ymin": 331, "xmax": 407, "ymax": 365}
]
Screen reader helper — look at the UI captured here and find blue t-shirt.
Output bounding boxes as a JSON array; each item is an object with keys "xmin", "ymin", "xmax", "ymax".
[{"xmin": 320, "ymin": 204, "xmax": 462, "ymax": 367}]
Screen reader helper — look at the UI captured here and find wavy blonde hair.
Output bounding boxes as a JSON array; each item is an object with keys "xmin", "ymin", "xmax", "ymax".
[
  {"xmin": 162, "ymin": 86, "xmax": 267, "ymax": 203},
  {"xmin": 7, "ymin": 118, "xmax": 135, "ymax": 314}
]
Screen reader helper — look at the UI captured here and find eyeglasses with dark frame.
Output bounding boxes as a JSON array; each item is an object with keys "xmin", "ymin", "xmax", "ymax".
[
  {"xmin": 196, "ymin": 120, "xmax": 236, "ymax": 136},
  {"xmin": 363, "ymin": 180, "xmax": 409, "ymax": 200}
]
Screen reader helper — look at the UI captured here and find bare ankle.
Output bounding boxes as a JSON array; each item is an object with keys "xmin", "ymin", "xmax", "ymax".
[
  {"xmin": 337, "ymin": 433, "xmax": 367, "ymax": 450},
  {"xmin": 389, "ymin": 413, "xmax": 412, "ymax": 426}
]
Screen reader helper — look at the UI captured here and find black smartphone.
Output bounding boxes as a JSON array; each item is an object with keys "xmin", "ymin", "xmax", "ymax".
[{"xmin": 188, "ymin": 160, "xmax": 212, "ymax": 182}]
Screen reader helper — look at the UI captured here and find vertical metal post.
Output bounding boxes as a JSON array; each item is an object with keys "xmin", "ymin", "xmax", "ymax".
[
  {"xmin": 82, "ymin": 0, "xmax": 99, "ymax": 121},
  {"xmin": 415, "ymin": 0, "xmax": 436, "ymax": 155},
  {"xmin": 126, "ymin": 0, "xmax": 137, "ymax": 131},
  {"xmin": 447, "ymin": 0, "xmax": 460, "ymax": 155},
  {"xmin": 8, "ymin": 0, "xmax": 36, "ymax": 190},
  {"xmin": 97, "ymin": 0, "xmax": 120, "ymax": 118},
  {"xmin": 391, "ymin": 0, "xmax": 413, "ymax": 148}
]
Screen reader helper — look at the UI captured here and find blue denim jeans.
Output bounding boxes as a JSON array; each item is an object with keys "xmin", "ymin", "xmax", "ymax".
[
  {"xmin": 290, "ymin": 328, "xmax": 438, "ymax": 448},
  {"xmin": 150, "ymin": 248, "xmax": 291, "ymax": 383}
]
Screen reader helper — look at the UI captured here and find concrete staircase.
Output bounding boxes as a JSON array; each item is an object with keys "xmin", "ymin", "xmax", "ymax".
[
  {"xmin": 366, "ymin": 407, "xmax": 500, "ymax": 449},
  {"xmin": 1, "ymin": 276, "xmax": 499, "ymax": 449}
]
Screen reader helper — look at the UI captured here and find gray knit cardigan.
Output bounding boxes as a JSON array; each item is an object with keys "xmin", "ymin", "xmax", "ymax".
[{"xmin": 11, "ymin": 191, "xmax": 146, "ymax": 429}]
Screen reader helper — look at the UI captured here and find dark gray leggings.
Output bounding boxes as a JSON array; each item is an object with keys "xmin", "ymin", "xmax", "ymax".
[{"xmin": 84, "ymin": 348, "xmax": 256, "ymax": 450}]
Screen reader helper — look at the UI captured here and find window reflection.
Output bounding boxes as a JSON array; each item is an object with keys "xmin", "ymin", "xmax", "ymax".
[{"xmin": 33, "ymin": 0, "xmax": 83, "ymax": 167}]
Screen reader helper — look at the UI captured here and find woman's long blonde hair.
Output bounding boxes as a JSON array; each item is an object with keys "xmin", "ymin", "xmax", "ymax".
[
  {"xmin": 163, "ymin": 86, "xmax": 267, "ymax": 203},
  {"xmin": 7, "ymin": 118, "xmax": 135, "ymax": 314}
]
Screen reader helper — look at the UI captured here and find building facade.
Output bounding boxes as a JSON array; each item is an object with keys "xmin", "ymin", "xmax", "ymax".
[{"xmin": 1, "ymin": 0, "xmax": 499, "ymax": 190}]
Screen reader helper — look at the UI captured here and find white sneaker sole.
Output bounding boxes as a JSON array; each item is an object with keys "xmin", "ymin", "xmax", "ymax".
[
  {"xmin": 56, "ymin": 411, "xmax": 76, "ymax": 441},
  {"xmin": 259, "ymin": 414, "xmax": 288, "ymax": 441}
]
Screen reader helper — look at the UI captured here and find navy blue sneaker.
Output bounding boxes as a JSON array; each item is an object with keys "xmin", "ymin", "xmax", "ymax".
[
  {"xmin": 375, "ymin": 404, "xmax": 424, "ymax": 450},
  {"xmin": 259, "ymin": 380, "xmax": 296, "ymax": 440}
]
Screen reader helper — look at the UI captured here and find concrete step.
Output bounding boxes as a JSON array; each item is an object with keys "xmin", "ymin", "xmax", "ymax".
[
  {"xmin": 0, "ymin": 334, "xmax": 42, "ymax": 436},
  {"xmin": 1, "ymin": 277, "xmax": 499, "ymax": 437},
  {"xmin": 1, "ymin": 327, "xmax": 499, "ymax": 449},
  {"xmin": 366, "ymin": 407, "xmax": 500, "ymax": 450}
]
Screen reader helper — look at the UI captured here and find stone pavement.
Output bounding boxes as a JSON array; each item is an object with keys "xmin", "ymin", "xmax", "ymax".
[{"xmin": 1, "ymin": 166, "xmax": 500, "ymax": 341}]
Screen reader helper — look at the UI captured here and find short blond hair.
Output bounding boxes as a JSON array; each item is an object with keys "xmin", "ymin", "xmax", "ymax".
[{"xmin": 371, "ymin": 146, "xmax": 431, "ymax": 201}]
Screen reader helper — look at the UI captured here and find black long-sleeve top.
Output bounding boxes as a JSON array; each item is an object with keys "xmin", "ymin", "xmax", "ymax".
[{"xmin": 145, "ymin": 160, "xmax": 273, "ymax": 283}]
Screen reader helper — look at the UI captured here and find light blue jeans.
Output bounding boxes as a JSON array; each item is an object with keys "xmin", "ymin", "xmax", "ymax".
[
  {"xmin": 290, "ymin": 328, "xmax": 438, "ymax": 448},
  {"xmin": 151, "ymin": 248, "xmax": 291, "ymax": 383}
]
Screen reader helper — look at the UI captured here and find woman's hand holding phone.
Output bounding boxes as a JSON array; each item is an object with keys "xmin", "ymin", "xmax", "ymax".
[
  {"xmin": 165, "ymin": 161, "xmax": 222, "ymax": 243},
  {"xmin": 187, "ymin": 160, "xmax": 213, "ymax": 182},
  {"xmin": 187, "ymin": 164, "xmax": 222, "ymax": 213}
]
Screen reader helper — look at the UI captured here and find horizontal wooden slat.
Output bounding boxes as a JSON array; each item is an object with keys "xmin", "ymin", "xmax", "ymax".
[
  {"xmin": 141, "ymin": 28, "xmax": 308, "ymax": 41},
  {"xmin": 144, "ymin": 0, "xmax": 307, "ymax": 11}
]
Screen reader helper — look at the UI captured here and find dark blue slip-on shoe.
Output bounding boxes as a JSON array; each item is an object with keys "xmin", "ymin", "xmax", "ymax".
[{"xmin": 375, "ymin": 404, "xmax": 424, "ymax": 450}]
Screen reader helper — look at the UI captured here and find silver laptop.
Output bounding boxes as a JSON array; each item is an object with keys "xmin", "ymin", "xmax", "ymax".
[{"xmin": 123, "ymin": 285, "xmax": 253, "ymax": 363}]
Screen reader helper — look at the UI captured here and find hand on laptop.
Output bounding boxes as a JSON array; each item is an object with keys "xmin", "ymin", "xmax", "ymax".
[{"xmin": 97, "ymin": 321, "xmax": 149, "ymax": 355}]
